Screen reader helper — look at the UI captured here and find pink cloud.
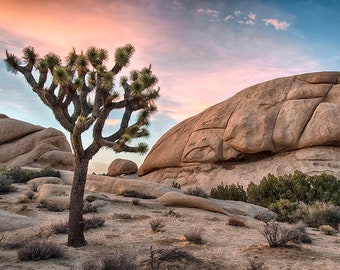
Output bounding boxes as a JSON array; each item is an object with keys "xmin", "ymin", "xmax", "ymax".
[
  {"xmin": 234, "ymin": 10, "xmax": 241, "ymax": 17},
  {"xmin": 105, "ymin": 119, "xmax": 120, "ymax": 126},
  {"xmin": 263, "ymin": 18, "xmax": 290, "ymax": 30},
  {"xmin": 168, "ymin": 0, "xmax": 182, "ymax": 10},
  {"xmin": 0, "ymin": 0, "xmax": 165, "ymax": 64},
  {"xmin": 248, "ymin": 12, "xmax": 256, "ymax": 21},
  {"xmin": 224, "ymin": 15, "xmax": 234, "ymax": 22},
  {"xmin": 196, "ymin": 8, "xmax": 219, "ymax": 17}
]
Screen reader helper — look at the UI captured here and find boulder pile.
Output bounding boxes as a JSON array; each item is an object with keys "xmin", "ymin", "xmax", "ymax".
[{"xmin": 0, "ymin": 115, "xmax": 74, "ymax": 171}]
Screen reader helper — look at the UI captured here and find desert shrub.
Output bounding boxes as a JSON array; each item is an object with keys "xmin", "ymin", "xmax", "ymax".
[
  {"xmin": 171, "ymin": 181, "xmax": 181, "ymax": 189},
  {"xmin": 37, "ymin": 201, "xmax": 65, "ymax": 212},
  {"xmin": 101, "ymin": 253, "xmax": 137, "ymax": 270},
  {"xmin": 184, "ymin": 187, "xmax": 208, "ymax": 198},
  {"xmin": 85, "ymin": 194, "xmax": 96, "ymax": 202},
  {"xmin": 184, "ymin": 228, "xmax": 203, "ymax": 244},
  {"xmin": 83, "ymin": 201, "xmax": 98, "ymax": 213},
  {"xmin": 247, "ymin": 259, "xmax": 265, "ymax": 270},
  {"xmin": 309, "ymin": 173, "xmax": 340, "ymax": 206},
  {"xmin": 319, "ymin": 225, "xmax": 337, "ymax": 236},
  {"xmin": 268, "ymin": 199, "xmax": 299, "ymax": 223},
  {"xmin": 247, "ymin": 171, "xmax": 340, "ymax": 208},
  {"xmin": 82, "ymin": 252, "xmax": 137, "ymax": 270},
  {"xmin": 260, "ymin": 220, "xmax": 284, "ymax": 247},
  {"xmin": 149, "ymin": 218, "xmax": 164, "ymax": 232},
  {"xmin": 50, "ymin": 216, "xmax": 105, "ymax": 234},
  {"xmin": 148, "ymin": 246, "xmax": 199, "ymax": 270},
  {"xmin": 260, "ymin": 220, "xmax": 311, "ymax": 247},
  {"xmin": 122, "ymin": 190, "xmax": 156, "ymax": 199},
  {"xmin": 6, "ymin": 166, "xmax": 61, "ymax": 183},
  {"xmin": 0, "ymin": 175, "xmax": 13, "ymax": 194},
  {"xmin": 83, "ymin": 216, "xmax": 105, "ymax": 230},
  {"xmin": 254, "ymin": 212, "xmax": 277, "ymax": 223},
  {"xmin": 131, "ymin": 198, "xmax": 140, "ymax": 205},
  {"xmin": 228, "ymin": 216, "xmax": 246, "ymax": 227},
  {"xmin": 286, "ymin": 222, "xmax": 312, "ymax": 244},
  {"xmin": 6, "ymin": 166, "xmax": 38, "ymax": 183},
  {"xmin": 247, "ymin": 173, "xmax": 281, "ymax": 207},
  {"xmin": 17, "ymin": 240, "xmax": 64, "ymax": 261},
  {"xmin": 81, "ymin": 259, "xmax": 99, "ymax": 270},
  {"xmin": 210, "ymin": 182, "xmax": 247, "ymax": 202},
  {"xmin": 51, "ymin": 220, "xmax": 69, "ymax": 234},
  {"xmin": 114, "ymin": 213, "xmax": 134, "ymax": 220},
  {"xmin": 297, "ymin": 202, "xmax": 340, "ymax": 228}
]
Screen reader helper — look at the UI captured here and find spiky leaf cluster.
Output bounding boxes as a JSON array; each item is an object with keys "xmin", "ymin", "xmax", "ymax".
[{"xmin": 4, "ymin": 45, "xmax": 160, "ymax": 158}]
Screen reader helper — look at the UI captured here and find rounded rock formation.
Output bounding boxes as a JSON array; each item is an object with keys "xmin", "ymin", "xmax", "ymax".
[
  {"xmin": 0, "ymin": 116, "xmax": 75, "ymax": 171},
  {"xmin": 108, "ymin": 158, "xmax": 138, "ymax": 177},
  {"xmin": 139, "ymin": 71, "xmax": 340, "ymax": 190}
]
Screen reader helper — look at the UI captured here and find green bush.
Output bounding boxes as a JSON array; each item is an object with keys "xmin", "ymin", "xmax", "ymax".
[
  {"xmin": 268, "ymin": 199, "xmax": 299, "ymax": 223},
  {"xmin": 6, "ymin": 166, "xmax": 61, "ymax": 183},
  {"xmin": 0, "ymin": 175, "xmax": 13, "ymax": 194},
  {"xmin": 247, "ymin": 171, "xmax": 340, "ymax": 208},
  {"xmin": 39, "ymin": 167, "xmax": 61, "ymax": 178},
  {"xmin": 184, "ymin": 187, "xmax": 208, "ymax": 198},
  {"xmin": 210, "ymin": 182, "xmax": 247, "ymax": 202},
  {"xmin": 6, "ymin": 167, "xmax": 39, "ymax": 183}
]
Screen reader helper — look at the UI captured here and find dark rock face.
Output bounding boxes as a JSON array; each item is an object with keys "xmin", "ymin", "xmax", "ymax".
[
  {"xmin": 138, "ymin": 72, "xmax": 340, "ymax": 189},
  {"xmin": 0, "ymin": 116, "xmax": 75, "ymax": 171}
]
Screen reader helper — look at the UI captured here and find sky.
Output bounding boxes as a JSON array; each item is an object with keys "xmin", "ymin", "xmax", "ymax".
[{"xmin": 0, "ymin": 0, "xmax": 340, "ymax": 173}]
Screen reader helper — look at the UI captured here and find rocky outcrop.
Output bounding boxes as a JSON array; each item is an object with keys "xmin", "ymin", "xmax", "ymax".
[
  {"xmin": 0, "ymin": 209, "xmax": 39, "ymax": 232},
  {"xmin": 139, "ymin": 72, "xmax": 340, "ymax": 189},
  {"xmin": 107, "ymin": 158, "xmax": 138, "ymax": 176},
  {"xmin": 33, "ymin": 173, "xmax": 270, "ymax": 217},
  {"xmin": 0, "ymin": 115, "xmax": 74, "ymax": 170}
]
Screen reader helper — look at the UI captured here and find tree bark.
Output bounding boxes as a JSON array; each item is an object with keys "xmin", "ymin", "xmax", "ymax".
[{"xmin": 67, "ymin": 157, "xmax": 89, "ymax": 247}]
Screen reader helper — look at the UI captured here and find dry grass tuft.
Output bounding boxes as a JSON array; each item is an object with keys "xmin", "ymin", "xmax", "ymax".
[
  {"xmin": 228, "ymin": 216, "xmax": 246, "ymax": 227},
  {"xmin": 184, "ymin": 228, "xmax": 203, "ymax": 244},
  {"xmin": 17, "ymin": 240, "xmax": 64, "ymax": 261},
  {"xmin": 81, "ymin": 251, "xmax": 137, "ymax": 270},
  {"xmin": 149, "ymin": 218, "xmax": 165, "ymax": 232}
]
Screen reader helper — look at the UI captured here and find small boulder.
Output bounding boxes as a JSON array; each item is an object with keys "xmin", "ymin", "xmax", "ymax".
[
  {"xmin": 0, "ymin": 209, "xmax": 39, "ymax": 232},
  {"xmin": 108, "ymin": 158, "xmax": 138, "ymax": 177},
  {"xmin": 27, "ymin": 177, "xmax": 64, "ymax": 191}
]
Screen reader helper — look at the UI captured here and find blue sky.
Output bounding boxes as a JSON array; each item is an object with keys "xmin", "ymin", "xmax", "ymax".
[{"xmin": 0, "ymin": 0, "xmax": 339, "ymax": 173}]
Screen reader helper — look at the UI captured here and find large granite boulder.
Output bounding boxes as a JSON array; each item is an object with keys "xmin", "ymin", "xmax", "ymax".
[
  {"xmin": 0, "ymin": 115, "xmax": 75, "ymax": 170},
  {"xmin": 139, "ymin": 72, "xmax": 340, "ymax": 190},
  {"xmin": 107, "ymin": 158, "xmax": 138, "ymax": 176}
]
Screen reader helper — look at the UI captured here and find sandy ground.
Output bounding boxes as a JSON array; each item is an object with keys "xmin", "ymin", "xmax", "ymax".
[{"xmin": 0, "ymin": 182, "xmax": 339, "ymax": 270}]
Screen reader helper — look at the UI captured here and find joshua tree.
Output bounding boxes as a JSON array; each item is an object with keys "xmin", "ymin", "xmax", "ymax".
[{"xmin": 5, "ymin": 45, "xmax": 160, "ymax": 247}]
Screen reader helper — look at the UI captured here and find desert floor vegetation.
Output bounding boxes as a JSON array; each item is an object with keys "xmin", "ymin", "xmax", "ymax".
[{"xmin": 0, "ymin": 174, "xmax": 339, "ymax": 269}]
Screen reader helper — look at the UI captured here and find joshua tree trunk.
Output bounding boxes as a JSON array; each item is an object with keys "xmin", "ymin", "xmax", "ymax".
[{"xmin": 67, "ymin": 157, "xmax": 89, "ymax": 247}]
